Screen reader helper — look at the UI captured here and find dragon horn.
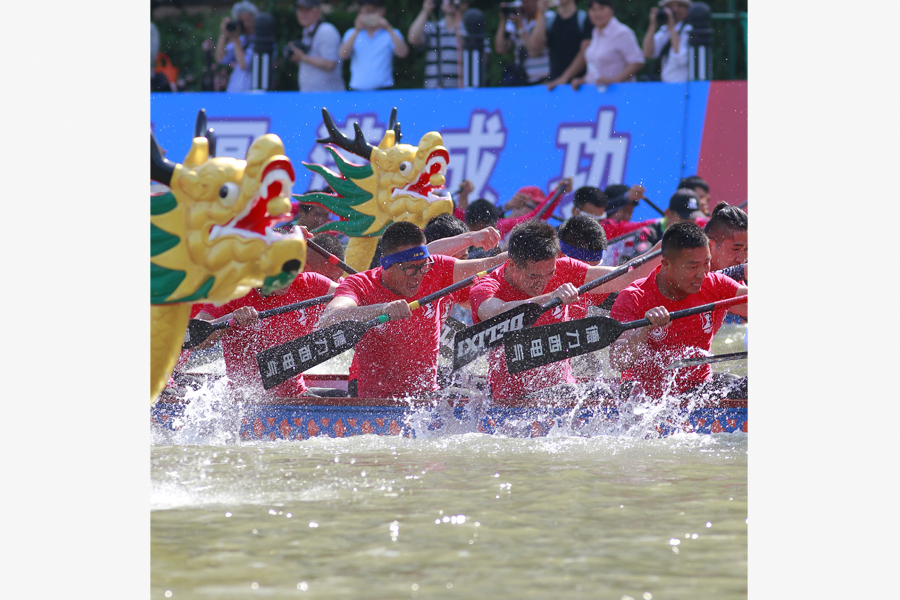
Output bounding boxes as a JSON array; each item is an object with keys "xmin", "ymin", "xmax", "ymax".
[
  {"xmin": 151, "ymin": 132, "xmax": 175, "ymax": 185},
  {"xmin": 206, "ymin": 127, "xmax": 217, "ymax": 158},
  {"xmin": 388, "ymin": 107, "xmax": 401, "ymax": 144},
  {"xmin": 316, "ymin": 107, "xmax": 376, "ymax": 160},
  {"xmin": 194, "ymin": 109, "xmax": 207, "ymax": 138},
  {"xmin": 194, "ymin": 109, "xmax": 217, "ymax": 157}
]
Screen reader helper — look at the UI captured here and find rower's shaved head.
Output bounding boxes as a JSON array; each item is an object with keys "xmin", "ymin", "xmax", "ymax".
[
  {"xmin": 661, "ymin": 222, "xmax": 709, "ymax": 260},
  {"xmin": 508, "ymin": 220, "xmax": 559, "ymax": 268},
  {"xmin": 558, "ymin": 214, "xmax": 607, "ymax": 253},
  {"xmin": 382, "ymin": 221, "xmax": 427, "ymax": 255}
]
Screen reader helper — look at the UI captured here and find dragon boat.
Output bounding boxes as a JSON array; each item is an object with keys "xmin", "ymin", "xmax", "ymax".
[{"xmin": 150, "ymin": 372, "xmax": 748, "ymax": 440}]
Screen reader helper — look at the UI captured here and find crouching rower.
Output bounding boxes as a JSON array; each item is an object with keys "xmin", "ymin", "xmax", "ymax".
[
  {"xmin": 469, "ymin": 220, "xmax": 661, "ymax": 401},
  {"xmin": 608, "ymin": 222, "xmax": 748, "ymax": 399},
  {"xmin": 317, "ymin": 221, "xmax": 506, "ymax": 398},
  {"xmin": 194, "ymin": 271, "xmax": 341, "ymax": 398}
]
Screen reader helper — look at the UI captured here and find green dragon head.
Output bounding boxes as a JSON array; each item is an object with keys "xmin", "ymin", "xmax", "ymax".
[{"xmin": 299, "ymin": 107, "xmax": 454, "ymax": 240}]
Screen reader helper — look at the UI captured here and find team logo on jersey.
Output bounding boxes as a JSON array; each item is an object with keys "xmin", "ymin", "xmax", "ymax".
[
  {"xmin": 422, "ymin": 304, "xmax": 437, "ymax": 320},
  {"xmin": 550, "ymin": 305, "xmax": 566, "ymax": 320},
  {"xmin": 649, "ymin": 326, "xmax": 668, "ymax": 341},
  {"xmin": 700, "ymin": 311, "xmax": 713, "ymax": 333}
]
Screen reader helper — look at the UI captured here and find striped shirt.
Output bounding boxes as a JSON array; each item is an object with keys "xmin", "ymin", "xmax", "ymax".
[
  {"xmin": 504, "ymin": 17, "xmax": 550, "ymax": 84},
  {"xmin": 419, "ymin": 19, "xmax": 490, "ymax": 89}
]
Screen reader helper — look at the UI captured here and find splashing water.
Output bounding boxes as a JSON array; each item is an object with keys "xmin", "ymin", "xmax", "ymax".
[{"xmin": 152, "ymin": 377, "xmax": 249, "ymax": 446}]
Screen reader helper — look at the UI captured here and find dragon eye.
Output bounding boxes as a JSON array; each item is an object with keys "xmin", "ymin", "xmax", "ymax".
[
  {"xmin": 398, "ymin": 161, "xmax": 412, "ymax": 174},
  {"xmin": 218, "ymin": 182, "xmax": 240, "ymax": 206}
]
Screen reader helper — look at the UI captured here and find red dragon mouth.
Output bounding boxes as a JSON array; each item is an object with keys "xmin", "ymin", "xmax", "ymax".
[
  {"xmin": 210, "ymin": 159, "xmax": 296, "ymax": 242},
  {"xmin": 394, "ymin": 149, "xmax": 450, "ymax": 203}
]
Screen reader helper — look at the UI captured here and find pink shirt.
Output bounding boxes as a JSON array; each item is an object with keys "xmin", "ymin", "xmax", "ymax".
[
  {"xmin": 584, "ymin": 17, "xmax": 644, "ymax": 83},
  {"xmin": 469, "ymin": 257, "xmax": 589, "ymax": 400}
]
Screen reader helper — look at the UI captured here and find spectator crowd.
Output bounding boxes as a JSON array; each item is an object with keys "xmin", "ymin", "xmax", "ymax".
[{"xmin": 152, "ymin": 0, "xmax": 711, "ymax": 93}]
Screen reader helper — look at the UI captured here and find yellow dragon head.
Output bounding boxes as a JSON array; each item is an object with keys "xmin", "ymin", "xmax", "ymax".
[
  {"xmin": 298, "ymin": 108, "xmax": 454, "ymax": 270},
  {"xmin": 150, "ymin": 110, "xmax": 306, "ymax": 401},
  {"xmin": 151, "ymin": 111, "xmax": 306, "ymax": 304}
]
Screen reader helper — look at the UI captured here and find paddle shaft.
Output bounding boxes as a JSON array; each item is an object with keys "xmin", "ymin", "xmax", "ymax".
[
  {"xmin": 182, "ymin": 294, "xmax": 335, "ymax": 350},
  {"xmin": 256, "ymin": 264, "xmax": 500, "ymax": 389},
  {"xmin": 642, "ymin": 196, "xmax": 666, "ymax": 217},
  {"xmin": 532, "ymin": 181, "xmax": 568, "ymax": 221},
  {"xmin": 306, "ymin": 238, "xmax": 358, "ymax": 275},
  {"xmin": 538, "ymin": 249, "xmax": 661, "ymax": 316},
  {"xmin": 667, "ymin": 352, "xmax": 747, "ymax": 370},
  {"xmin": 619, "ymin": 295, "xmax": 748, "ymax": 333}
]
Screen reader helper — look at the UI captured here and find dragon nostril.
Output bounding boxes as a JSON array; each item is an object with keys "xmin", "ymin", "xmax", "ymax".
[{"xmin": 281, "ymin": 259, "xmax": 301, "ymax": 273}]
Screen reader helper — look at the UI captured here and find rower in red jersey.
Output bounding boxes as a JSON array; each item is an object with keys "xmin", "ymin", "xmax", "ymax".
[
  {"xmin": 469, "ymin": 220, "xmax": 660, "ymax": 401},
  {"xmin": 317, "ymin": 221, "xmax": 506, "ymax": 399},
  {"xmin": 194, "ymin": 271, "xmax": 340, "ymax": 398},
  {"xmin": 608, "ymin": 222, "xmax": 748, "ymax": 399}
]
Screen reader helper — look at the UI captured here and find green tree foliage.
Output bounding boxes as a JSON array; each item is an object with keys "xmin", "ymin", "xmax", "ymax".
[{"xmin": 151, "ymin": 0, "xmax": 746, "ymax": 92}]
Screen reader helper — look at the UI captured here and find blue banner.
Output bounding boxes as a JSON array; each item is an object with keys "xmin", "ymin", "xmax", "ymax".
[{"xmin": 151, "ymin": 82, "xmax": 709, "ymax": 223}]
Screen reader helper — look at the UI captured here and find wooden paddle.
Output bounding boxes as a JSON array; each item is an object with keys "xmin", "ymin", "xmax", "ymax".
[
  {"xmin": 306, "ymin": 238, "xmax": 358, "ymax": 275},
  {"xmin": 181, "ymin": 294, "xmax": 335, "ymax": 350},
  {"xmin": 450, "ymin": 248, "xmax": 662, "ymax": 372},
  {"xmin": 503, "ymin": 295, "xmax": 748, "ymax": 374},
  {"xmin": 666, "ymin": 352, "xmax": 747, "ymax": 369},
  {"xmin": 256, "ymin": 264, "xmax": 501, "ymax": 390}
]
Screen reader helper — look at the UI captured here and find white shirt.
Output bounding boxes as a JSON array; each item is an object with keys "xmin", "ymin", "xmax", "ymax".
[{"xmin": 651, "ymin": 22, "xmax": 693, "ymax": 83}]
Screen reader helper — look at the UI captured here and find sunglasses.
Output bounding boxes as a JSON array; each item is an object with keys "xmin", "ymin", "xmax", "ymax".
[{"xmin": 396, "ymin": 257, "xmax": 435, "ymax": 277}]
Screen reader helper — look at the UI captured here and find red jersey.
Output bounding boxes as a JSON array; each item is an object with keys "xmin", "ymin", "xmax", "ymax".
[
  {"xmin": 600, "ymin": 218, "xmax": 658, "ymax": 241},
  {"xmin": 201, "ymin": 272, "xmax": 334, "ymax": 397},
  {"xmin": 469, "ymin": 257, "xmax": 589, "ymax": 400},
  {"xmin": 335, "ymin": 255, "xmax": 461, "ymax": 398},
  {"xmin": 609, "ymin": 266, "xmax": 742, "ymax": 397}
]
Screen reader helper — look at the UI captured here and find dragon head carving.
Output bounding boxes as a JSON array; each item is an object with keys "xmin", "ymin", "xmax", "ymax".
[
  {"xmin": 150, "ymin": 109, "xmax": 306, "ymax": 401},
  {"xmin": 298, "ymin": 108, "xmax": 454, "ymax": 270},
  {"xmin": 151, "ymin": 110, "xmax": 306, "ymax": 304}
]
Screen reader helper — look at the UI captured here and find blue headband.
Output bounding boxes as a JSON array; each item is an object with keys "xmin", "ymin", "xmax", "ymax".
[
  {"xmin": 559, "ymin": 240, "xmax": 604, "ymax": 263},
  {"xmin": 380, "ymin": 245, "xmax": 430, "ymax": 269}
]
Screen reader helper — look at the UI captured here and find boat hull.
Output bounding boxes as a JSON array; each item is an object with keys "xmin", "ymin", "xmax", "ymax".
[{"xmin": 151, "ymin": 394, "xmax": 748, "ymax": 439}]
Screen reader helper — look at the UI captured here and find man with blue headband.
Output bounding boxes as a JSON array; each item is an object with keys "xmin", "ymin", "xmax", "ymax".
[
  {"xmin": 469, "ymin": 220, "xmax": 659, "ymax": 400},
  {"xmin": 318, "ymin": 221, "xmax": 505, "ymax": 398}
]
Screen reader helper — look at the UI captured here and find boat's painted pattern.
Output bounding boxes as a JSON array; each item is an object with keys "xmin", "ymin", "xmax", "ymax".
[{"xmin": 151, "ymin": 397, "xmax": 747, "ymax": 439}]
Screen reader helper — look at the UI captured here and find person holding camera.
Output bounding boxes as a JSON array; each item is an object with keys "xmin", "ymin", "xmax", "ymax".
[
  {"xmin": 214, "ymin": 1, "xmax": 258, "ymax": 92},
  {"xmin": 570, "ymin": 0, "xmax": 644, "ymax": 90},
  {"xmin": 408, "ymin": 0, "xmax": 489, "ymax": 89},
  {"xmin": 642, "ymin": 0, "xmax": 693, "ymax": 82},
  {"xmin": 494, "ymin": 0, "xmax": 550, "ymax": 86},
  {"xmin": 339, "ymin": 0, "xmax": 409, "ymax": 91},
  {"xmin": 288, "ymin": 0, "xmax": 345, "ymax": 92}
]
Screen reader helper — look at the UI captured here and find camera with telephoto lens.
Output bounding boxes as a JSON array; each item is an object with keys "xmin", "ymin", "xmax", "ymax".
[
  {"xmin": 655, "ymin": 9, "xmax": 669, "ymax": 27},
  {"xmin": 501, "ymin": 1, "xmax": 522, "ymax": 16},
  {"xmin": 281, "ymin": 40, "xmax": 301, "ymax": 58},
  {"xmin": 225, "ymin": 19, "xmax": 244, "ymax": 33}
]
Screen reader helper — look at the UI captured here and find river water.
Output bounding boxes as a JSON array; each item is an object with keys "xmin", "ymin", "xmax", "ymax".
[{"xmin": 151, "ymin": 326, "xmax": 748, "ymax": 599}]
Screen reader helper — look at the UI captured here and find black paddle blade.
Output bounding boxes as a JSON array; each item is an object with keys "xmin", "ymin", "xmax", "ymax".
[
  {"xmin": 450, "ymin": 303, "xmax": 546, "ymax": 371},
  {"xmin": 182, "ymin": 319, "xmax": 222, "ymax": 350},
  {"xmin": 503, "ymin": 315, "xmax": 627, "ymax": 375},
  {"xmin": 256, "ymin": 319, "xmax": 375, "ymax": 390},
  {"xmin": 439, "ymin": 317, "xmax": 467, "ymax": 359}
]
